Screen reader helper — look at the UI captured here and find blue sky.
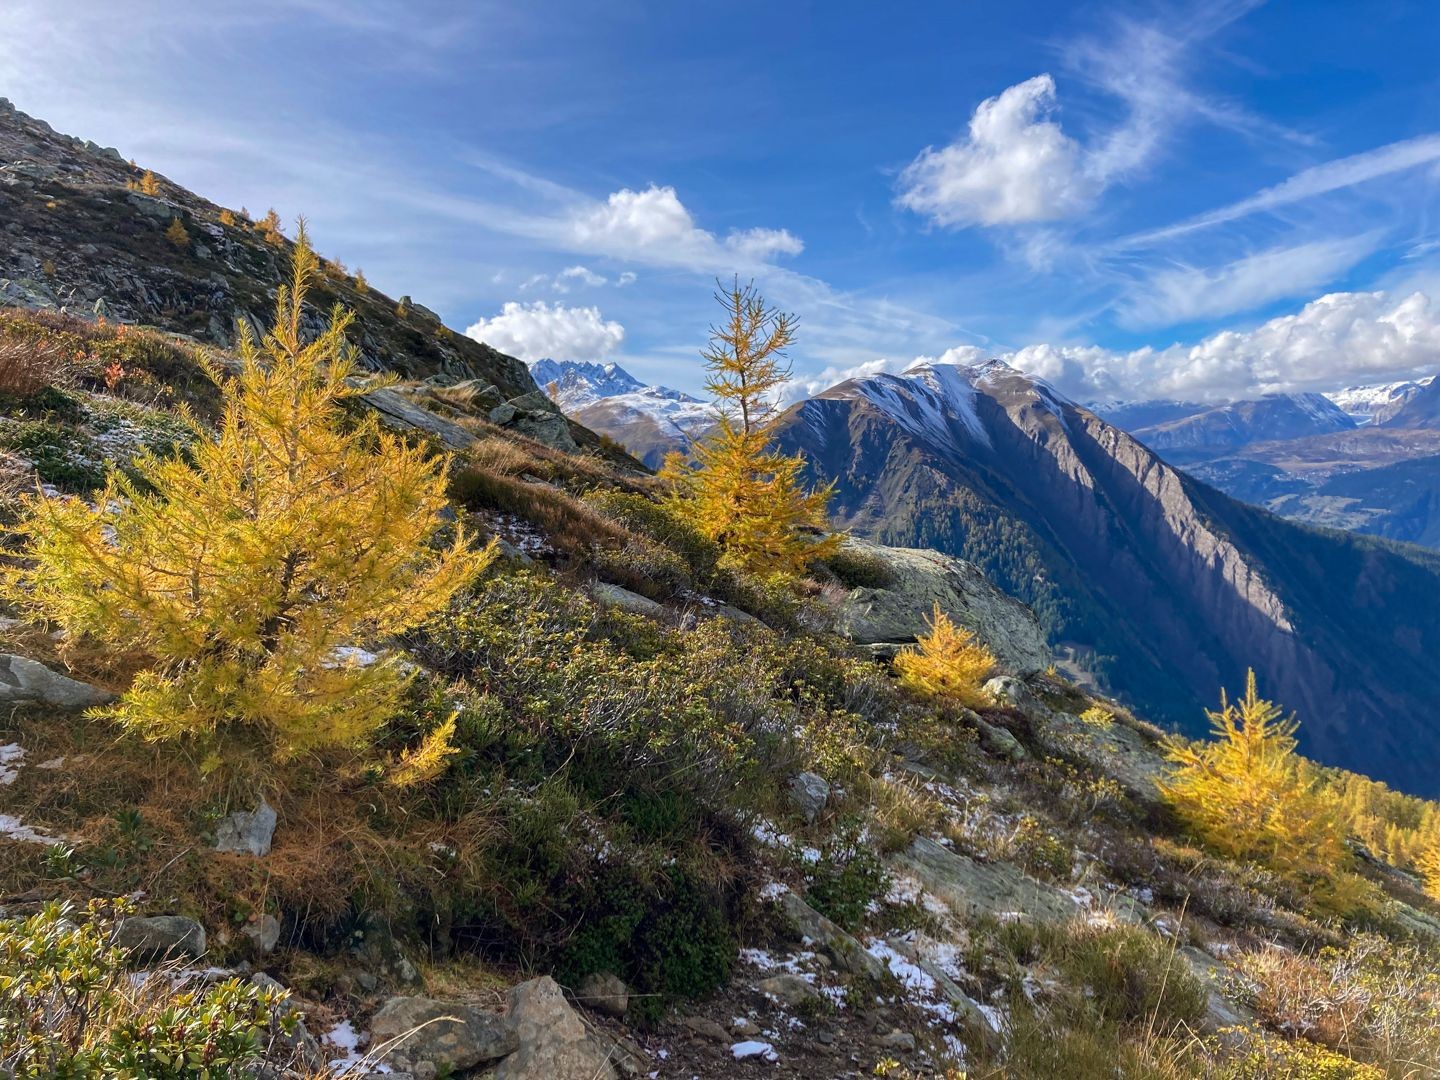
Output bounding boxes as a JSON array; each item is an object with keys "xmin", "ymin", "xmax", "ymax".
[{"xmin": 4, "ymin": 0, "xmax": 1440, "ymax": 401}]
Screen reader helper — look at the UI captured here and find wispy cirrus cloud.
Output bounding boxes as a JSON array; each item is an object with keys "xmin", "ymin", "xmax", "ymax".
[
  {"xmin": 1117, "ymin": 133, "xmax": 1440, "ymax": 249},
  {"xmin": 1116, "ymin": 234, "xmax": 1381, "ymax": 328}
]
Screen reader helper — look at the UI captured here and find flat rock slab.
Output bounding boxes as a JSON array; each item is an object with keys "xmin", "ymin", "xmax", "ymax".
[
  {"xmin": 0, "ymin": 654, "xmax": 114, "ymax": 710},
  {"xmin": 361, "ymin": 386, "xmax": 476, "ymax": 451},
  {"xmin": 115, "ymin": 915, "xmax": 206, "ymax": 961},
  {"xmin": 776, "ymin": 891, "xmax": 887, "ymax": 981},
  {"xmin": 893, "ymin": 836, "xmax": 1078, "ymax": 924}
]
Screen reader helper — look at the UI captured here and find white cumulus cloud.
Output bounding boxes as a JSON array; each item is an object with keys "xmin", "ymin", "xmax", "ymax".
[
  {"xmin": 896, "ymin": 75, "xmax": 1095, "ymax": 227},
  {"xmin": 465, "ymin": 301, "xmax": 624, "ymax": 362},
  {"xmin": 1013, "ymin": 289, "xmax": 1440, "ymax": 402},
  {"xmin": 565, "ymin": 184, "xmax": 802, "ymax": 270}
]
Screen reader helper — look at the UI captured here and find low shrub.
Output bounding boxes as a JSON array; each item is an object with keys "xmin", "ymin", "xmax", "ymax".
[{"xmin": 0, "ymin": 901, "xmax": 301, "ymax": 1078}]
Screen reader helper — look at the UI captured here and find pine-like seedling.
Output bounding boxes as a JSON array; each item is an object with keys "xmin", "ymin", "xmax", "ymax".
[{"xmin": 893, "ymin": 602, "xmax": 996, "ymax": 709}]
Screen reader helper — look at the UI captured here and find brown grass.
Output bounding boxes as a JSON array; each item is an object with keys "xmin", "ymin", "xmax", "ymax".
[{"xmin": 0, "ymin": 335, "xmax": 74, "ymax": 397}]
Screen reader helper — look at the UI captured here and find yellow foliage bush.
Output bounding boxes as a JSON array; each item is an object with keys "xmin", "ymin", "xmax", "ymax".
[
  {"xmin": 893, "ymin": 603, "xmax": 996, "ymax": 709},
  {"xmin": 164, "ymin": 216, "xmax": 190, "ymax": 249},
  {"xmin": 4, "ymin": 223, "xmax": 492, "ymax": 756},
  {"xmin": 1158, "ymin": 671, "xmax": 1368, "ymax": 914},
  {"xmin": 661, "ymin": 280, "xmax": 838, "ymax": 577}
]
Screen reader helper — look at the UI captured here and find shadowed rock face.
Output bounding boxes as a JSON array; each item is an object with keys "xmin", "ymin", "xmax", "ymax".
[
  {"xmin": 773, "ymin": 360, "xmax": 1440, "ymax": 795},
  {"xmin": 828, "ymin": 536, "xmax": 1050, "ymax": 676}
]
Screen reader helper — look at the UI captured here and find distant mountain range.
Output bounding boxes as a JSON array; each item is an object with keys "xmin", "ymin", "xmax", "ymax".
[
  {"xmin": 528, "ymin": 359, "xmax": 712, "ymax": 468},
  {"xmin": 769, "ymin": 359, "xmax": 1440, "ymax": 794},
  {"xmin": 1088, "ymin": 377, "xmax": 1440, "ymax": 549},
  {"xmin": 1328, "ymin": 376, "xmax": 1435, "ymax": 425},
  {"xmin": 1123, "ymin": 393, "xmax": 1355, "ymax": 464}
]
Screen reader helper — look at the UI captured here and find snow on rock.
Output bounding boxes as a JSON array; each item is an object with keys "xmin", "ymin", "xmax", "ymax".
[{"xmin": 730, "ymin": 1040, "xmax": 778, "ymax": 1062}]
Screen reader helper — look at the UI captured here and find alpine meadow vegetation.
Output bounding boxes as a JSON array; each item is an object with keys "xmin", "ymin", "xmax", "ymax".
[
  {"xmin": 3, "ymin": 223, "xmax": 493, "ymax": 757},
  {"xmin": 661, "ymin": 280, "xmax": 839, "ymax": 577}
]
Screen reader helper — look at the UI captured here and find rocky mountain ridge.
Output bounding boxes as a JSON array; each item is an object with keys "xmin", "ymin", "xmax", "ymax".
[{"xmin": 772, "ymin": 358, "xmax": 1440, "ymax": 794}]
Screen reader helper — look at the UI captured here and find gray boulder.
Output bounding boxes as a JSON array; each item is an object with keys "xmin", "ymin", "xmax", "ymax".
[
  {"xmin": 788, "ymin": 772, "xmax": 830, "ymax": 824},
  {"xmin": 758, "ymin": 973, "xmax": 819, "ymax": 1007},
  {"xmin": 369, "ymin": 995, "xmax": 517, "ymax": 1073},
  {"xmin": 215, "ymin": 798, "xmax": 277, "ymax": 857},
  {"xmin": 828, "ymin": 538, "xmax": 1049, "ymax": 676},
  {"xmin": 242, "ymin": 913, "xmax": 282, "ymax": 954},
  {"xmin": 574, "ymin": 971, "xmax": 629, "ymax": 1018},
  {"xmin": 493, "ymin": 976, "xmax": 618, "ymax": 1080},
  {"xmin": 775, "ymin": 892, "xmax": 886, "ymax": 981},
  {"xmin": 893, "ymin": 836, "xmax": 1077, "ymax": 923},
  {"xmin": 0, "ymin": 654, "xmax": 114, "ymax": 710},
  {"xmin": 114, "ymin": 915, "xmax": 206, "ymax": 961},
  {"xmin": 511, "ymin": 411, "xmax": 579, "ymax": 453},
  {"xmin": 982, "ymin": 675, "xmax": 1041, "ymax": 714},
  {"xmin": 590, "ymin": 582, "xmax": 664, "ymax": 617}
]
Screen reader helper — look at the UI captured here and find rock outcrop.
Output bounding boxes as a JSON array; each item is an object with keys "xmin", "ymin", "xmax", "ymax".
[
  {"xmin": 828, "ymin": 537, "xmax": 1050, "ymax": 676},
  {"xmin": 493, "ymin": 976, "xmax": 618, "ymax": 1080}
]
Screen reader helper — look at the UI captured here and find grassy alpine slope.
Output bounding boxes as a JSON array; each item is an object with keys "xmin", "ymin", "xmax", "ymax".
[{"xmin": 1, "ymin": 188, "xmax": 1439, "ymax": 1079}]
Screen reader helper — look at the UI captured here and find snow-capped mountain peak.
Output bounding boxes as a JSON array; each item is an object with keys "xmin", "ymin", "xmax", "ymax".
[
  {"xmin": 1325, "ymin": 376, "xmax": 1436, "ymax": 425},
  {"xmin": 525, "ymin": 358, "xmax": 711, "ymax": 468}
]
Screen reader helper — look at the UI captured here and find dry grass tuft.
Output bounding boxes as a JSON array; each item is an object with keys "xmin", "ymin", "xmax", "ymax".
[{"xmin": 0, "ymin": 335, "xmax": 74, "ymax": 397}]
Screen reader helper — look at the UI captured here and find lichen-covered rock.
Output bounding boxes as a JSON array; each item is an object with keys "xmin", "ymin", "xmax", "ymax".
[
  {"xmin": 114, "ymin": 915, "xmax": 206, "ymax": 961},
  {"xmin": 590, "ymin": 582, "xmax": 663, "ymax": 617},
  {"xmin": 0, "ymin": 654, "xmax": 114, "ymax": 710},
  {"xmin": 775, "ymin": 892, "xmax": 887, "ymax": 980},
  {"xmin": 361, "ymin": 386, "xmax": 476, "ymax": 451},
  {"xmin": 893, "ymin": 836, "xmax": 1077, "ymax": 923},
  {"xmin": 788, "ymin": 771, "xmax": 830, "ymax": 824},
  {"xmin": 828, "ymin": 538, "xmax": 1049, "ymax": 676},
  {"xmin": 369, "ymin": 995, "xmax": 517, "ymax": 1073},
  {"xmin": 493, "ymin": 976, "xmax": 617, "ymax": 1080}
]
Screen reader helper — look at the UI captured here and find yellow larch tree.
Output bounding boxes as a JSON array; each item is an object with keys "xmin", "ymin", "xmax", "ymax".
[
  {"xmin": 661, "ymin": 280, "xmax": 838, "ymax": 577},
  {"xmin": 893, "ymin": 603, "xmax": 996, "ymax": 709},
  {"xmin": 4, "ymin": 222, "xmax": 492, "ymax": 757},
  {"xmin": 1158, "ymin": 671, "xmax": 1360, "ymax": 907},
  {"xmin": 138, "ymin": 169, "xmax": 160, "ymax": 196},
  {"xmin": 164, "ymin": 217, "xmax": 190, "ymax": 249}
]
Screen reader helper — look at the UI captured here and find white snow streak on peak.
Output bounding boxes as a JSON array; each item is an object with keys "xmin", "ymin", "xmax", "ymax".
[{"xmin": 847, "ymin": 365, "xmax": 992, "ymax": 451}]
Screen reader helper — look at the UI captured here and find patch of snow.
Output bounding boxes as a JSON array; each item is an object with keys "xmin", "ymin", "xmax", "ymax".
[
  {"xmin": 324, "ymin": 1020, "xmax": 385, "ymax": 1074},
  {"xmin": 325, "ymin": 646, "xmax": 381, "ymax": 668},
  {"xmin": 0, "ymin": 743, "xmax": 24, "ymax": 785},
  {"xmin": 0, "ymin": 813, "xmax": 66, "ymax": 845},
  {"xmin": 730, "ymin": 1040, "xmax": 778, "ymax": 1062},
  {"xmin": 757, "ymin": 882, "xmax": 789, "ymax": 901},
  {"xmin": 750, "ymin": 819, "xmax": 792, "ymax": 848}
]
